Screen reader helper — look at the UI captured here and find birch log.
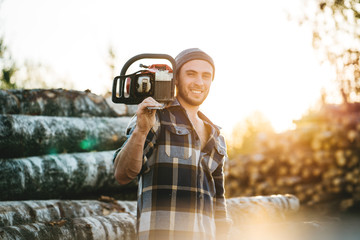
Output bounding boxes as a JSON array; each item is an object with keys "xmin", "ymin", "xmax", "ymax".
[
  {"xmin": 226, "ymin": 194, "xmax": 300, "ymax": 225},
  {"xmin": 0, "ymin": 195, "xmax": 300, "ymax": 240},
  {"xmin": 0, "ymin": 151, "xmax": 136, "ymax": 200},
  {"xmin": 0, "ymin": 199, "xmax": 137, "ymax": 227},
  {"xmin": 0, "ymin": 195, "xmax": 299, "ymax": 228},
  {"xmin": 0, "ymin": 212, "xmax": 136, "ymax": 240},
  {"xmin": 0, "ymin": 115, "xmax": 131, "ymax": 158},
  {"xmin": 0, "ymin": 89, "xmax": 124, "ymax": 117}
]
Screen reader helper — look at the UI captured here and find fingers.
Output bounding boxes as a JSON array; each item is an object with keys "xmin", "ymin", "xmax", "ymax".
[
  {"xmin": 139, "ymin": 97, "xmax": 163, "ymax": 110},
  {"xmin": 135, "ymin": 98, "xmax": 160, "ymax": 133},
  {"xmin": 143, "ymin": 97, "xmax": 162, "ymax": 107},
  {"xmin": 137, "ymin": 97, "xmax": 161, "ymax": 116}
]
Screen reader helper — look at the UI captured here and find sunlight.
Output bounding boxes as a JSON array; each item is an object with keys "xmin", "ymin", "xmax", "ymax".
[{"xmin": 0, "ymin": 0, "xmax": 336, "ymax": 135}]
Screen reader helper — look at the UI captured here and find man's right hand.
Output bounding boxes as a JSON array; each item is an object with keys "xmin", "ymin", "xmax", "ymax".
[
  {"xmin": 114, "ymin": 97, "xmax": 162, "ymax": 185},
  {"xmin": 135, "ymin": 97, "xmax": 163, "ymax": 135}
]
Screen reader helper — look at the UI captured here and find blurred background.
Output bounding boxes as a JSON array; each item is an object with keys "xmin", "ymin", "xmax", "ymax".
[
  {"xmin": 0, "ymin": 0, "xmax": 343, "ymax": 134},
  {"xmin": 1, "ymin": 0, "xmax": 360, "ymax": 235}
]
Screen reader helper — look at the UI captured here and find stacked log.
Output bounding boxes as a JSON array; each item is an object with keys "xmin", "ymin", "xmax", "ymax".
[
  {"xmin": 0, "ymin": 212, "xmax": 136, "ymax": 240},
  {"xmin": 0, "ymin": 89, "xmax": 135, "ymax": 200},
  {"xmin": 0, "ymin": 88, "xmax": 336, "ymax": 239},
  {"xmin": 226, "ymin": 194, "xmax": 300, "ymax": 225},
  {"xmin": 0, "ymin": 195, "xmax": 300, "ymax": 239},
  {"xmin": 0, "ymin": 151, "xmax": 137, "ymax": 200},
  {"xmin": 0, "ymin": 89, "xmax": 140, "ymax": 238},
  {"xmin": 0, "ymin": 89, "xmax": 133, "ymax": 117},
  {"xmin": 0, "ymin": 198, "xmax": 137, "ymax": 227},
  {"xmin": 0, "ymin": 115, "xmax": 131, "ymax": 158},
  {"xmin": 226, "ymin": 102, "xmax": 360, "ymax": 214}
]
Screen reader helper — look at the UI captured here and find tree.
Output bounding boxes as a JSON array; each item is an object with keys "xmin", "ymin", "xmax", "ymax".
[
  {"xmin": 106, "ymin": 45, "xmax": 116, "ymax": 80},
  {"xmin": 299, "ymin": 0, "xmax": 360, "ymax": 102},
  {"xmin": 0, "ymin": 36, "xmax": 17, "ymax": 89},
  {"xmin": 0, "ymin": 0, "xmax": 17, "ymax": 89},
  {"xmin": 0, "ymin": 35, "xmax": 74, "ymax": 90},
  {"xmin": 0, "ymin": 1, "xmax": 73, "ymax": 90}
]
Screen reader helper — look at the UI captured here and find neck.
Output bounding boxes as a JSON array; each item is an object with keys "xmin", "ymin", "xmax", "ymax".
[{"xmin": 176, "ymin": 97, "xmax": 201, "ymax": 122}]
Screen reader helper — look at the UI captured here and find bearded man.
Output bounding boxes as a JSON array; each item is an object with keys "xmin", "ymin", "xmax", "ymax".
[{"xmin": 114, "ymin": 48, "xmax": 231, "ymax": 240}]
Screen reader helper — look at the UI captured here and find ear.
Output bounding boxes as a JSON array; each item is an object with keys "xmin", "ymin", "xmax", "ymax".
[{"xmin": 175, "ymin": 73, "xmax": 179, "ymax": 85}]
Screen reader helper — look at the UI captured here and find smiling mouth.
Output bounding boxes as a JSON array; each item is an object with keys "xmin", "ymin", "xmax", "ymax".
[{"xmin": 191, "ymin": 89, "xmax": 203, "ymax": 94}]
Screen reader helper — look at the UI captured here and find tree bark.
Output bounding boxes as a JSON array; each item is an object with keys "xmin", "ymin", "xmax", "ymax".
[
  {"xmin": 0, "ymin": 195, "xmax": 300, "ymax": 240},
  {"xmin": 0, "ymin": 151, "xmax": 136, "ymax": 200},
  {"xmin": 0, "ymin": 199, "xmax": 136, "ymax": 228},
  {"xmin": 0, "ymin": 212, "xmax": 136, "ymax": 240},
  {"xmin": 226, "ymin": 194, "xmax": 300, "ymax": 225},
  {"xmin": 0, "ymin": 115, "xmax": 131, "ymax": 158},
  {"xmin": 0, "ymin": 89, "xmax": 126, "ymax": 117}
]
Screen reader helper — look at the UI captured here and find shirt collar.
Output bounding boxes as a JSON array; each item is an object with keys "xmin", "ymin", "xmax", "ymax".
[
  {"xmin": 165, "ymin": 97, "xmax": 181, "ymax": 108},
  {"xmin": 165, "ymin": 98, "xmax": 222, "ymax": 135}
]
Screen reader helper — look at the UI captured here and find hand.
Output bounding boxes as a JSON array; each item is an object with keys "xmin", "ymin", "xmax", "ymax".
[{"xmin": 135, "ymin": 97, "xmax": 162, "ymax": 135}]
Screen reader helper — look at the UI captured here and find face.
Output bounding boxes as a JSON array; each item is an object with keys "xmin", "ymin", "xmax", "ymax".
[{"xmin": 176, "ymin": 60, "xmax": 213, "ymax": 107}]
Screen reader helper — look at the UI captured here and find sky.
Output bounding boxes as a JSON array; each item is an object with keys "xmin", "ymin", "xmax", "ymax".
[{"xmin": 0, "ymin": 0, "xmax": 337, "ymax": 135}]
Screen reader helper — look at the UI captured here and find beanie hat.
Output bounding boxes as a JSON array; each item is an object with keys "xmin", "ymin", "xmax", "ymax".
[{"xmin": 175, "ymin": 48, "xmax": 215, "ymax": 80}]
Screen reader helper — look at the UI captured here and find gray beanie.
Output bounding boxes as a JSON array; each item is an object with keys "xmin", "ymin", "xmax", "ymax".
[{"xmin": 175, "ymin": 48, "xmax": 215, "ymax": 80}]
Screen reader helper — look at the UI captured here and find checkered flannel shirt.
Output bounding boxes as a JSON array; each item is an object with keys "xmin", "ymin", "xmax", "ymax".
[{"xmin": 114, "ymin": 99, "xmax": 231, "ymax": 240}]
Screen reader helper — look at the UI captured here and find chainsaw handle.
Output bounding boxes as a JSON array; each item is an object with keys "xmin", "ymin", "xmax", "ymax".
[{"xmin": 120, "ymin": 53, "xmax": 176, "ymax": 76}]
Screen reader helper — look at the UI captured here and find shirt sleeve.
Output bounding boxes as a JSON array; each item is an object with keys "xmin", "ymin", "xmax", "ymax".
[
  {"xmin": 112, "ymin": 113, "xmax": 161, "ymax": 175},
  {"xmin": 212, "ymin": 141, "xmax": 233, "ymax": 239}
]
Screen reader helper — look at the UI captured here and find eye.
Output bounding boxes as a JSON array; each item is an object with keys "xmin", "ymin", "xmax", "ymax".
[
  {"xmin": 202, "ymin": 73, "xmax": 212, "ymax": 80},
  {"xmin": 186, "ymin": 71, "xmax": 196, "ymax": 77}
]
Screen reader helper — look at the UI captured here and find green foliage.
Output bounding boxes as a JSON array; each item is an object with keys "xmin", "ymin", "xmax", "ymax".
[
  {"xmin": 0, "ymin": 0, "xmax": 73, "ymax": 90},
  {"xmin": 0, "ymin": 36, "xmax": 74, "ymax": 90},
  {"xmin": 0, "ymin": 37, "xmax": 17, "ymax": 89},
  {"xmin": 106, "ymin": 45, "xmax": 117, "ymax": 80}
]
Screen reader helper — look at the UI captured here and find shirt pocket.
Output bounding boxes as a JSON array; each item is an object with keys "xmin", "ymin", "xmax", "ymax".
[
  {"xmin": 202, "ymin": 144, "xmax": 226, "ymax": 174},
  {"xmin": 164, "ymin": 124, "xmax": 193, "ymax": 159}
]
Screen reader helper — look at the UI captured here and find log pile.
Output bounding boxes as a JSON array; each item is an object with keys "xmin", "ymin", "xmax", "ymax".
[
  {"xmin": 0, "ymin": 198, "xmax": 137, "ymax": 240},
  {"xmin": 225, "ymin": 103, "xmax": 360, "ymax": 214},
  {"xmin": 0, "ymin": 89, "xmax": 140, "ymax": 238},
  {"xmin": 0, "ymin": 115, "xmax": 131, "ymax": 158},
  {"xmin": 0, "ymin": 88, "xmax": 331, "ymax": 239},
  {"xmin": 0, "ymin": 89, "xmax": 136, "ymax": 200},
  {"xmin": 0, "ymin": 195, "xmax": 300, "ymax": 240},
  {"xmin": 0, "ymin": 151, "xmax": 138, "ymax": 200},
  {"xmin": 0, "ymin": 89, "xmax": 137, "ymax": 117}
]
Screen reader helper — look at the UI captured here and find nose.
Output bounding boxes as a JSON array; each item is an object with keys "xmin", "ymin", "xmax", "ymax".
[{"xmin": 193, "ymin": 75, "xmax": 204, "ymax": 87}]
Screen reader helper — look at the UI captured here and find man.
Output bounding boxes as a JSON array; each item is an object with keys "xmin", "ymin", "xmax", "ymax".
[{"xmin": 113, "ymin": 48, "xmax": 231, "ymax": 240}]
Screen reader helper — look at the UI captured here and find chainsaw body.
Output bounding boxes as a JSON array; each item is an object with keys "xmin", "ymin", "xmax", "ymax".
[{"xmin": 112, "ymin": 53, "xmax": 176, "ymax": 105}]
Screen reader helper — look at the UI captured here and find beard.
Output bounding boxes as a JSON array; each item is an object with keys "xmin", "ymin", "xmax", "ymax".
[{"xmin": 176, "ymin": 83, "xmax": 209, "ymax": 107}]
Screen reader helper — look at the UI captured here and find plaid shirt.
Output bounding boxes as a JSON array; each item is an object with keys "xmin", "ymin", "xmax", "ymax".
[{"xmin": 115, "ymin": 99, "xmax": 231, "ymax": 240}]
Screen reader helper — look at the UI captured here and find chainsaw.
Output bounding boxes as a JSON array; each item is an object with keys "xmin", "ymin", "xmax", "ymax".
[{"xmin": 112, "ymin": 53, "xmax": 176, "ymax": 107}]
